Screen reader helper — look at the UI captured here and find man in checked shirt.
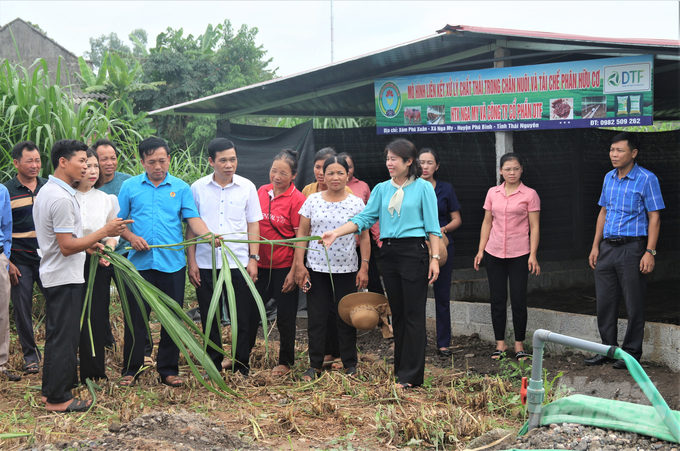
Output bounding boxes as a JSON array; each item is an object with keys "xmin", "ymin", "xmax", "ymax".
[{"xmin": 585, "ymin": 132, "xmax": 665, "ymax": 370}]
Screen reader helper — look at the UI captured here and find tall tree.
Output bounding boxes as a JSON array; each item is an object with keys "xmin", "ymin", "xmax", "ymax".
[
  {"xmin": 84, "ymin": 32, "xmax": 132, "ymax": 71},
  {"xmin": 132, "ymin": 20, "xmax": 277, "ymax": 148},
  {"xmin": 129, "ymin": 29, "xmax": 148, "ymax": 57}
]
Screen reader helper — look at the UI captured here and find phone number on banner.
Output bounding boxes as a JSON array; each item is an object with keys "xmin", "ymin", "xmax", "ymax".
[{"xmin": 377, "ymin": 117, "xmax": 652, "ymax": 134}]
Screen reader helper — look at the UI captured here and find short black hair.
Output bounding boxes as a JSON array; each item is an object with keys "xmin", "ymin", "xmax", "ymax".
[
  {"xmin": 384, "ymin": 138, "xmax": 422, "ymax": 179},
  {"xmin": 207, "ymin": 138, "xmax": 236, "ymax": 160},
  {"xmin": 273, "ymin": 149, "xmax": 298, "ymax": 175},
  {"xmin": 612, "ymin": 132, "xmax": 639, "ymax": 152},
  {"xmin": 86, "ymin": 148, "xmax": 98, "ymax": 160},
  {"xmin": 500, "ymin": 152, "xmax": 523, "ymax": 168},
  {"xmin": 314, "ymin": 147, "xmax": 337, "ymax": 163},
  {"xmin": 50, "ymin": 139, "xmax": 88, "ymax": 169},
  {"xmin": 138, "ymin": 137, "xmax": 170, "ymax": 160},
  {"xmin": 11, "ymin": 141, "xmax": 38, "ymax": 161},
  {"xmin": 418, "ymin": 148, "xmax": 440, "ymax": 177},
  {"xmin": 323, "ymin": 155, "xmax": 349, "ymax": 174},
  {"xmin": 92, "ymin": 138, "xmax": 119, "ymax": 156}
]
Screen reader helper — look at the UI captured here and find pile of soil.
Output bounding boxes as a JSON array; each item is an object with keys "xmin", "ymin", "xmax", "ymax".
[{"xmin": 23, "ymin": 410, "xmax": 267, "ymax": 451}]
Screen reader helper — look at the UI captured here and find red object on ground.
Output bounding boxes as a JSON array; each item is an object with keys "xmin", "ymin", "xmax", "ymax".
[{"xmin": 521, "ymin": 377, "xmax": 528, "ymax": 405}]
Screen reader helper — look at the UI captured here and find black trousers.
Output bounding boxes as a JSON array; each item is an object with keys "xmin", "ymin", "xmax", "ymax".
[
  {"xmin": 194, "ymin": 268, "xmax": 227, "ymax": 372},
  {"xmin": 595, "ymin": 240, "xmax": 647, "ymax": 360},
  {"xmin": 122, "ymin": 268, "xmax": 185, "ymax": 379},
  {"xmin": 197, "ymin": 268, "xmax": 257, "ymax": 374},
  {"xmin": 11, "ymin": 263, "xmax": 44, "ymax": 363},
  {"xmin": 253, "ymin": 267, "xmax": 299, "ymax": 367},
  {"xmin": 42, "ymin": 283, "xmax": 85, "ymax": 404},
  {"xmin": 355, "ymin": 246, "xmax": 384, "ymax": 294},
  {"xmin": 306, "ymin": 271, "xmax": 358, "ymax": 370},
  {"xmin": 433, "ymin": 238, "xmax": 455, "ymax": 349},
  {"xmin": 380, "ymin": 238, "xmax": 430, "ymax": 386},
  {"xmin": 484, "ymin": 252, "xmax": 529, "ymax": 342},
  {"xmin": 79, "ymin": 255, "xmax": 115, "ymax": 383}
]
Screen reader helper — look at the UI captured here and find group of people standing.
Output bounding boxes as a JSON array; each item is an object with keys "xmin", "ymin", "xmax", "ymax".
[{"xmin": 0, "ymin": 130, "xmax": 663, "ymax": 411}]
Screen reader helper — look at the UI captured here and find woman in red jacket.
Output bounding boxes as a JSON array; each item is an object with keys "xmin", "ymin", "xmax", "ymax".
[{"xmin": 253, "ymin": 149, "xmax": 306, "ymax": 377}]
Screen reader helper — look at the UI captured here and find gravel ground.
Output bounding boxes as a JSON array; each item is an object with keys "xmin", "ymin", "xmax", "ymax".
[{"xmin": 467, "ymin": 423, "xmax": 679, "ymax": 450}]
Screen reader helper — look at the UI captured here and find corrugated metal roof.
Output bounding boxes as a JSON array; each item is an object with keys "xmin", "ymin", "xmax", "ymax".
[{"xmin": 150, "ymin": 25, "xmax": 680, "ymax": 120}]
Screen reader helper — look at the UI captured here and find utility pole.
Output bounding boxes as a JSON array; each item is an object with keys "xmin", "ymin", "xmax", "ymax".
[
  {"xmin": 494, "ymin": 47, "xmax": 513, "ymax": 185},
  {"xmin": 330, "ymin": 0, "xmax": 335, "ymax": 63}
]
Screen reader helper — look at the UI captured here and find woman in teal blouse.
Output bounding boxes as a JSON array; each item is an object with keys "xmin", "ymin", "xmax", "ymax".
[{"xmin": 321, "ymin": 138, "xmax": 441, "ymax": 389}]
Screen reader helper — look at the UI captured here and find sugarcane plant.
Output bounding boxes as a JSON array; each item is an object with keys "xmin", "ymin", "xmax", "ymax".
[{"xmin": 83, "ymin": 233, "xmax": 325, "ymax": 396}]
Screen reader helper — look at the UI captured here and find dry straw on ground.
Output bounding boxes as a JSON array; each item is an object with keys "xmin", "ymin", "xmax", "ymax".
[{"xmin": 0, "ymin": 307, "xmax": 525, "ymax": 450}]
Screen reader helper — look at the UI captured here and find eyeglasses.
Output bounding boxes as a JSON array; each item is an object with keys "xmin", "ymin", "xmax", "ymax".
[{"xmin": 501, "ymin": 167, "xmax": 521, "ymax": 173}]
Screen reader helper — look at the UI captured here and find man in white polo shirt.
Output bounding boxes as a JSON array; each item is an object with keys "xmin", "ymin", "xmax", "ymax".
[
  {"xmin": 33, "ymin": 139, "xmax": 131, "ymax": 412},
  {"xmin": 186, "ymin": 138, "xmax": 262, "ymax": 375}
]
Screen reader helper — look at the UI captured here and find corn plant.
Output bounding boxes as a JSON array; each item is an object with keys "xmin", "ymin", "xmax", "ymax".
[
  {"xmin": 84, "ymin": 233, "xmax": 324, "ymax": 395},
  {"xmin": 0, "ymin": 57, "xmax": 149, "ymax": 182}
]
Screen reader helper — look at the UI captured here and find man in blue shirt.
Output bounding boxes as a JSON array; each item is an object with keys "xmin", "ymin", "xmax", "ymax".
[
  {"xmin": 118, "ymin": 137, "xmax": 215, "ymax": 387},
  {"xmin": 585, "ymin": 132, "xmax": 664, "ymax": 369},
  {"xmin": 0, "ymin": 183, "xmax": 18, "ymax": 381}
]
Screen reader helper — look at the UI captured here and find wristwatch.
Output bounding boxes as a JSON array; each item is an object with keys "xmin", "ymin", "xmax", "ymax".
[
  {"xmin": 431, "ymin": 254, "xmax": 441, "ymax": 260},
  {"xmin": 249, "ymin": 254, "xmax": 260, "ymax": 261},
  {"xmin": 646, "ymin": 249, "xmax": 656, "ymax": 256}
]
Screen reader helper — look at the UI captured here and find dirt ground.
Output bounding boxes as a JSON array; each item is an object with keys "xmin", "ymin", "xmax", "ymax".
[
  {"xmin": 371, "ymin": 317, "xmax": 680, "ymax": 411},
  {"xmin": 5, "ymin": 311, "xmax": 679, "ymax": 451}
]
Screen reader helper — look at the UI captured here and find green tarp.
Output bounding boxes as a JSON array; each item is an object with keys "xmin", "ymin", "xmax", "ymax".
[{"xmin": 518, "ymin": 394, "xmax": 680, "ymax": 444}]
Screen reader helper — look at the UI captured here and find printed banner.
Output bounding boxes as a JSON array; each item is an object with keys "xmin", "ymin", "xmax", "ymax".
[{"xmin": 375, "ymin": 55, "xmax": 653, "ymax": 135}]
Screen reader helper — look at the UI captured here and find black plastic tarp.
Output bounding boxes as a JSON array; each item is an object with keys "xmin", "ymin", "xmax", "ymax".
[{"xmin": 217, "ymin": 122, "xmax": 678, "ymax": 268}]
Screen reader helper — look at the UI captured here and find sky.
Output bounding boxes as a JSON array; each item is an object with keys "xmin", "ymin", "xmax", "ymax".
[{"xmin": 1, "ymin": 1, "xmax": 678, "ymax": 78}]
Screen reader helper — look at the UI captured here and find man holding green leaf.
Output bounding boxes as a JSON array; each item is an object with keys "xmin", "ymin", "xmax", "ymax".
[
  {"xmin": 187, "ymin": 138, "xmax": 262, "ymax": 376},
  {"xmin": 33, "ymin": 139, "xmax": 132, "ymax": 412},
  {"xmin": 117, "ymin": 137, "xmax": 216, "ymax": 387}
]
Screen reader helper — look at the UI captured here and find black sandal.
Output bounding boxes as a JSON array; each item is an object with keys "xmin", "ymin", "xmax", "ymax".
[
  {"xmin": 50, "ymin": 399, "xmax": 91, "ymax": 413},
  {"xmin": 302, "ymin": 367, "xmax": 320, "ymax": 382},
  {"xmin": 516, "ymin": 351, "xmax": 531, "ymax": 361},
  {"xmin": 491, "ymin": 349, "xmax": 507, "ymax": 360},
  {"xmin": 23, "ymin": 361, "xmax": 40, "ymax": 374}
]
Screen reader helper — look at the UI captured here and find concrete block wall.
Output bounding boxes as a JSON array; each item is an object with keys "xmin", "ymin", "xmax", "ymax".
[
  {"xmin": 425, "ymin": 299, "xmax": 680, "ymax": 372},
  {"xmin": 440, "ymin": 259, "xmax": 677, "ymax": 302}
]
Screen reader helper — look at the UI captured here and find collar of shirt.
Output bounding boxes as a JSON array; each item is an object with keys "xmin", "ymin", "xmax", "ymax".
[
  {"xmin": 205, "ymin": 172, "xmax": 244, "ymax": 190},
  {"xmin": 206, "ymin": 172, "xmax": 241, "ymax": 189},
  {"xmin": 8, "ymin": 175, "xmax": 46, "ymax": 191},
  {"xmin": 268, "ymin": 182, "xmax": 296, "ymax": 199},
  {"xmin": 141, "ymin": 172, "xmax": 171, "ymax": 187},
  {"xmin": 609, "ymin": 163, "xmax": 639, "ymax": 181},
  {"xmin": 493, "ymin": 181, "xmax": 526, "ymax": 196},
  {"xmin": 48, "ymin": 175, "xmax": 77, "ymax": 196},
  {"xmin": 434, "ymin": 179, "xmax": 444, "ymax": 194}
]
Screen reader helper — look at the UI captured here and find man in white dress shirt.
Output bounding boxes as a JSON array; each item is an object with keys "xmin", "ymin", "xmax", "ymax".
[{"xmin": 187, "ymin": 138, "xmax": 262, "ymax": 375}]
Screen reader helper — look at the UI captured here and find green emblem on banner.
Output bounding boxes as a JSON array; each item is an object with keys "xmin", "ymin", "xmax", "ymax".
[
  {"xmin": 608, "ymin": 72, "xmax": 620, "ymax": 87},
  {"xmin": 378, "ymin": 82, "xmax": 402, "ymax": 118}
]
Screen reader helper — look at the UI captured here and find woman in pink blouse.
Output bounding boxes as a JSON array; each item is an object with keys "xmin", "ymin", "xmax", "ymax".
[{"xmin": 473, "ymin": 153, "xmax": 540, "ymax": 361}]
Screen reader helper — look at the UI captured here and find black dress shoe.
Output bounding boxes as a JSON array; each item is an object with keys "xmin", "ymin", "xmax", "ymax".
[
  {"xmin": 1, "ymin": 369, "xmax": 21, "ymax": 381},
  {"xmin": 612, "ymin": 359, "xmax": 629, "ymax": 369},
  {"xmin": 583, "ymin": 354, "xmax": 613, "ymax": 366},
  {"xmin": 437, "ymin": 348, "xmax": 452, "ymax": 357}
]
